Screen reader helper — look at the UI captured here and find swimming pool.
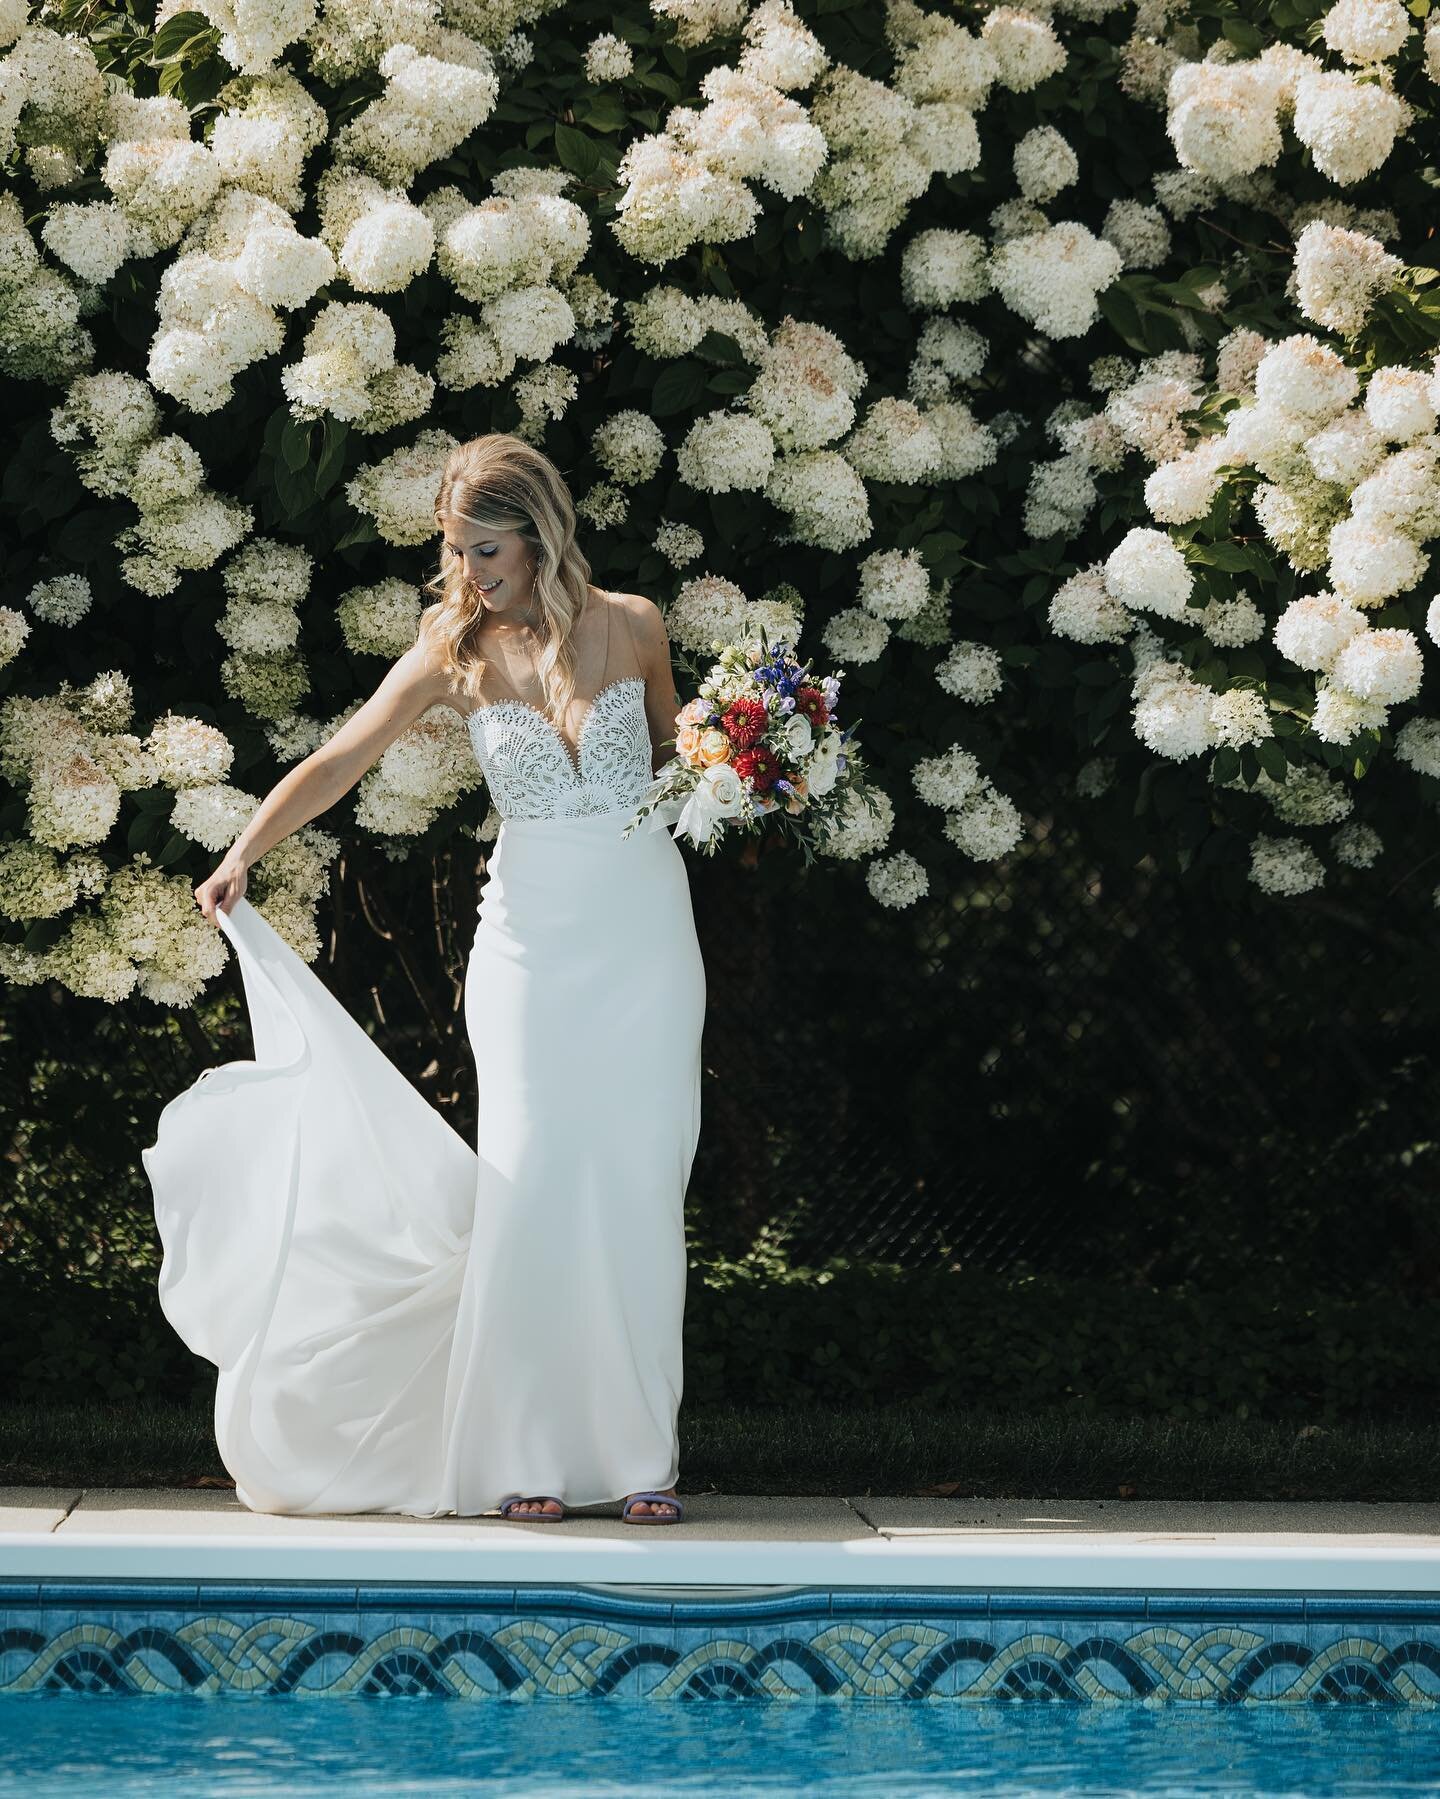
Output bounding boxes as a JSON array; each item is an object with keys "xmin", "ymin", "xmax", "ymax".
[{"xmin": 2, "ymin": 1689, "xmax": 1440, "ymax": 1797}]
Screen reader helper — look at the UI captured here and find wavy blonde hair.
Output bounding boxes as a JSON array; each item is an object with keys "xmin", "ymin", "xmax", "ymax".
[{"xmin": 423, "ymin": 433, "xmax": 595, "ymax": 723}]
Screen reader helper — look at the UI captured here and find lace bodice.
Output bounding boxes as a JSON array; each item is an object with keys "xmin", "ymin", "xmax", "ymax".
[{"xmin": 466, "ymin": 674, "xmax": 655, "ymax": 820}]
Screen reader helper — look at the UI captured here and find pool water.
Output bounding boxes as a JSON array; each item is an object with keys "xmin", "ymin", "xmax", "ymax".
[{"xmin": 1, "ymin": 1696, "xmax": 1439, "ymax": 1797}]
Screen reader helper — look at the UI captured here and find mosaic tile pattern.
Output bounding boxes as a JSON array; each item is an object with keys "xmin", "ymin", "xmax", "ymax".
[{"xmin": 2, "ymin": 1583, "xmax": 1439, "ymax": 1702}]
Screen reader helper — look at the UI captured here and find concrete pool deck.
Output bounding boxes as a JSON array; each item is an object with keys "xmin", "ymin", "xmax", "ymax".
[{"xmin": 4, "ymin": 1488, "xmax": 1440, "ymax": 1592}]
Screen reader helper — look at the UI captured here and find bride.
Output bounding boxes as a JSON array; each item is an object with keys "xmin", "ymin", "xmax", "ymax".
[{"xmin": 143, "ymin": 433, "xmax": 707, "ymax": 1526}]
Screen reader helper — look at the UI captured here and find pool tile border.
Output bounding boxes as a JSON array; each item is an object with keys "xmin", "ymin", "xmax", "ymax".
[{"xmin": 3, "ymin": 1580, "xmax": 1440, "ymax": 1703}]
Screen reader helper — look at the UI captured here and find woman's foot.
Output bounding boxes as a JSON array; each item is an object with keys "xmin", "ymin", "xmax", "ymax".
[
  {"xmin": 624, "ymin": 1486, "xmax": 680, "ymax": 1521},
  {"xmin": 502, "ymin": 1495, "xmax": 564, "ymax": 1519}
]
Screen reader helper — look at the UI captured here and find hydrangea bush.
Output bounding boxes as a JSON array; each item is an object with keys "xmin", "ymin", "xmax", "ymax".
[{"xmin": 2, "ymin": 0, "xmax": 1437, "ymax": 1006}]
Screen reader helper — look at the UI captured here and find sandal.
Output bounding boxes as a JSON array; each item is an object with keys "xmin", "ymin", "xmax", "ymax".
[
  {"xmin": 622, "ymin": 1490, "xmax": 685, "ymax": 1525},
  {"xmin": 498, "ymin": 1493, "xmax": 566, "ymax": 1521}
]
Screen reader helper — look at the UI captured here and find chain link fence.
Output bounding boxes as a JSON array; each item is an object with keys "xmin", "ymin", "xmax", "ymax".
[{"xmin": 687, "ymin": 809, "xmax": 1440, "ymax": 1298}]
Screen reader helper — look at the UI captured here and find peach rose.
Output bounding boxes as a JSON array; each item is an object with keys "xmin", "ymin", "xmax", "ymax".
[
  {"xmin": 697, "ymin": 727, "xmax": 732, "ymax": 766},
  {"xmin": 676, "ymin": 722, "xmax": 704, "ymax": 765},
  {"xmin": 678, "ymin": 698, "xmax": 711, "ymax": 728}
]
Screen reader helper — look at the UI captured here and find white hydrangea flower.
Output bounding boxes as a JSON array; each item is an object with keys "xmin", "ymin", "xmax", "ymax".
[
  {"xmin": 924, "ymin": 399, "xmax": 1000, "ymax": 481},
  {"xmin": 1261, "ymin": 763, "xmax": 1353, "ymax": 823},
  {"xmin": 937, "ymin": 640, "xmax": 1004, "ymax": 703},
  {"xmin": 1292, "ymin": 220, "xmax": 1402, "ymax": 334},
  {"xmin": 1144, "ymin": 436, "xmax": 1232, "ymax": 524},
  {"xmin": 1327, "ymin": 516, "xmax": 1429, "ymax": 606},
  {"xmin": 1311, "ymin": 676, "xmax": 1389, "ymax": 743},
  {"xmin": 1249, "ymin": 834, "xmax": 1325, "ymax": 895},
  {"xmin": 1198, "ymin": 593, "xmax": 1265, "ymax": 647},
  {"xmin": 170, "ymin": 781, "xmax": 259, "ymax": 853},
  {"xmin": 1364, "ymin": 368, "xmax": 1437, "ymax": 445},
  {"xmin": 1048, "ymin": 562, "xmax": 1134, "ymax": 644},
  {"xmin": 1216, "ymin": 326, "xmax": 1270, "ymax": 397},
  {"xmin": 144, "ymin": 712, "xmax": 233, "ymax": 789},
  {"xmin": 1303, "ymin": 409, "xmax": 1385, "ymax": 487},
  {"xmin": 1330, "ymin": 625, "xmax": 1423, "ymax": 702},
  {"xmin": 900, "ymin": 228, "xmax": 993, "ymax": 309},
  {"xmin": 913, "ymin": 742, "xmax": 984, "ymax": 809},
  {"xmin": 865, "ymin": 848, "xmax": 929, "ymax": 908},
  {"xmin": 1272, "ymin": 590, "xmax": 1368, "ymax": 671},
  {"xmin": 593, "ymin": 409, "xmax": 667, "ymax": 485},
  {"xmin": 1012, "ymin": 126, "xmax": 1077, "ymax": 202},
  {"xmin": 1209, "ymin": 688, "xmax": 1271, "ymax": 747},
  {"xmin": 943, "ymin": 784, "xmax": 1025, "ymax": 859},
  {"xmin": 676, "ymin": 409, "xmax": 776, "ymax": 492},
  {"xmin": 1292, "ymin": 69, "xmax": 1405, "ymax": 186},
  {"xmin": 981, "ymin": 7, "xmax": 1066, "ymax": 91},
  {"xmin": 0, "ymin": 607, "xmax": 30, "ymax": 665},
  {"xmin": 842, "ymin": 397, "xmax": 943, "ymax": 483},
  {"xmin": 337, "ymin": 577, "xmax": 422, "ymax": 657},
  {"xmin": 858, "ymin": 548, "xmax": 929, "ymax": 622},
  {"xmin": 1320, "ymin": 0, "xmax": 1409, "ymax": 66},
  {"xmin": 1133, "ymin": 671, "xmax": 1217, "ymax": 759},
  {"xmin": 814, "ymin": 782, "xmax": 894, "ymax": 859},
  {"xmin": 1253, "ymin": 334, "xmax": 1359, "ymax": 425},
  {"xmin": 989, "ymin": 220, "xmax": 1123, "ymax": 339},
  {"xmin": 764, "ymin": 449, "xmax": 873, "ymax": 551},
  {"xmin": 1075, "ymin": 755, "xmax": 1115, "ymax": 798},
  {"xmin": 821, "ymin": 606, "xmax": 889, "ymax": 663},
  {"xmin": 1166, "ymin": 61, "xmax": 1283, "ymax": 181},
  {"xmin": 584, "ymin": 32, "xmax": 634, "ymax": 82},
  {"xmin": 1332, "ymin": 819, "xmax": 1382, "ymax": 867},
  {"xmin": 1101, "ymin": 199, "xmax": 1170, "ymax": 270},
  {"xmin": 24, "ymin": 573, "xmax": 92, "ymax": 627},
  {"xmin": 1105, "ymin": 526, "xmax": 1194, "ymax": 620},
  {"xmin": 655, "ymin": 519, "xmax": 706, "ymax": 567},
  {"xmin": 1394, "ymin": 715, "xmax": 1440, "ymax": 776},
  {"xmin": 345, "ymin": 427, "xmax": 460, "ymax": 546},
  {"xmin": 0, "ymin": 840, "xmax": 89, "ymax": 921},
  {"xmin": 665, "ymin": 574, "xmax": 754, "ymax": 653}
]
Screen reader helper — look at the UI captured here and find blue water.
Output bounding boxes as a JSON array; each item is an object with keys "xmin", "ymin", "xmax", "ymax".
[{"xmin": 1, "ymin": 1697, "xmax": 1439, "ymax": 1796}]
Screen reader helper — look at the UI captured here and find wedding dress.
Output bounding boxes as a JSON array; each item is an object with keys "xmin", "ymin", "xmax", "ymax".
[{"xmin": 142, "ymin": 592, "xmax": 706, "ymax": 1516}]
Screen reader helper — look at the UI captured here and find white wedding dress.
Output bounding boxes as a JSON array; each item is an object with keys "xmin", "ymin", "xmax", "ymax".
[{"xmin": 142, "ymin": 593, "xmax": 706, "ymax": 1516}]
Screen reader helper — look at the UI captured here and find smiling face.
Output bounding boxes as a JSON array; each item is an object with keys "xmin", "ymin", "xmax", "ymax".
[{"xmin": 439, "ymin": 516, "xmax": 539, "ymax": 616}]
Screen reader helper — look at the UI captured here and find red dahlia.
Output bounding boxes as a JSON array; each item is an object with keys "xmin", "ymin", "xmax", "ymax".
[
  {"xmin": 734, "ymin": 745, "xmax": 782, "ymax": 791},
  {"xmin": 793, "ymin": 685, "xmax": 829, "ymax": 727},
  {"xmin": 721, "ymin": 695, "xmax": 769, "ymax": 750}
]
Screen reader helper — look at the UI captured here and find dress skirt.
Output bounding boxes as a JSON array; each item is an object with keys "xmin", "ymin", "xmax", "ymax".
[{"xmin": 142, "ymin": 801, "xmax": 706, "ymax": 1516}]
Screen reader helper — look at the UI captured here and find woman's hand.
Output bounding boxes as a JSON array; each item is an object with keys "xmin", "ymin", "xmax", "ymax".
[{"xmin": 195, "ymin": 851, "xmax": 248, "ymax": 925}]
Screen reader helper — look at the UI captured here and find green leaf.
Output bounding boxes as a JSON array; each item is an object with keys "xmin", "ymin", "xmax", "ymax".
[
  {"xmin": 651, "ymin": 359, "xmax": 707, "ymax": 416},
  {"xmin": 553, "ymin": 121, "xmax": 599, "ymax": 180},
  {"xmin": 150, "ymin": 10, "xmax": 214, "ymax": 58},
  {"xmin": 1256, "ymin": 739, "xmax": 1289, "ymax": 781},
  {"xmin": 1212, "ymin": 745, "xmax": 1242, "ymax": 785}
]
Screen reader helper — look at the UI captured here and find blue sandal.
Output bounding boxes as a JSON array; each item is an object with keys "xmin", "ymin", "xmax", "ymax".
[
  {"xmin": 499, "ymin": 1494, "xmax": 566, "ymax": 1521},
  {"xmin": 622, "ymin": 1490, "xmax": 685, "ymax": 1524}
]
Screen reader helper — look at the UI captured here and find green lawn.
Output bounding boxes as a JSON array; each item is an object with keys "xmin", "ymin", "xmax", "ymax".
[{"xmin": 3, "ymin": 1400, "xmax": 1438, "ymax": 1501}]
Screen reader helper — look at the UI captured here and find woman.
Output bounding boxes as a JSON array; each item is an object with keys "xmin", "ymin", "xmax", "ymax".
[{"xmin": 143, "ymin": 433, "xmax": 706, "ymax": 1526}]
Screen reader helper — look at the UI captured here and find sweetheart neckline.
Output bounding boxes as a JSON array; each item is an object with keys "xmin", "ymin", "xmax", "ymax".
[{"xmin": 464, "ymin": 674, "xmax": 647, "ymax": 782}]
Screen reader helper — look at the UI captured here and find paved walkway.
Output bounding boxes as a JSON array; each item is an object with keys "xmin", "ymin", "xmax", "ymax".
[{"xmin": 5, "ymin": 1489, "xmax": 1440, "ymax": 1590}]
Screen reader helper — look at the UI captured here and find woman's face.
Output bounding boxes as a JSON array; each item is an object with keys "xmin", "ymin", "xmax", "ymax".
[{"xmin": 438, "ymin": 517, "xmax": 538, "ymax": 616}]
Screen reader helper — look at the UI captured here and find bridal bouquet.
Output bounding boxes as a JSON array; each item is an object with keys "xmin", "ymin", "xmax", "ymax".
[{"xmin": 624, "ymin": 629, "xmax": 880, "ymax": 863}]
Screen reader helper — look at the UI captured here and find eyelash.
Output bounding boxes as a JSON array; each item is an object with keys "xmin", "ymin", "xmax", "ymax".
[{"xmin": 446, "ymin": 545, "xmax": 496, "ymax": 556}]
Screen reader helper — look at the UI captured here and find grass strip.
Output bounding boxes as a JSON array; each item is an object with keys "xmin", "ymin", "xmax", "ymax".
[{"xmin": 2, "ymin": 1401, "xmax": 1438, "ymax": 1502}]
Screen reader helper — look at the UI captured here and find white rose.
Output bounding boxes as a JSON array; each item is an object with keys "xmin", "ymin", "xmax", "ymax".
[
  {"xmin": 806, "ymin": 730, "xmax": 842, "ymax": 796},
  {"xmin": 783, "ymin": 712, "xmax": 814, "ymax": 756},
  {"xmin": 674, "ymin": 759, "xmax": 747, "ymax": 846}
]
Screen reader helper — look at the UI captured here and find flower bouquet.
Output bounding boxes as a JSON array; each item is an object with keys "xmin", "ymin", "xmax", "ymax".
[{"xmin": 624, "ymin": 628, "xmax": 882, "ymax": 864}]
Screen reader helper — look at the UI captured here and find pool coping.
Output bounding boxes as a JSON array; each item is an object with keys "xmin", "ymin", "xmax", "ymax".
[{"xmin": 7, "ymin": 1529, "xmax": 1440, "ymax": 1591}]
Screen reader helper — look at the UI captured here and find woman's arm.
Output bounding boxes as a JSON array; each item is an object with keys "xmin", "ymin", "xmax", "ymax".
[
  {"xmin": 625, "ymin": 594, "xmax": 683, "ymax": 777},
  {"xmin": 194, "ymin": 634, "xmax": 455, "ymax": 924}
]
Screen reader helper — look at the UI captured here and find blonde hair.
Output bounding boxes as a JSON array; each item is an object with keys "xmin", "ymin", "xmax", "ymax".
[{"xmin": 423, "ymin": 433, "xmax": 594, "ymax": 723}]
